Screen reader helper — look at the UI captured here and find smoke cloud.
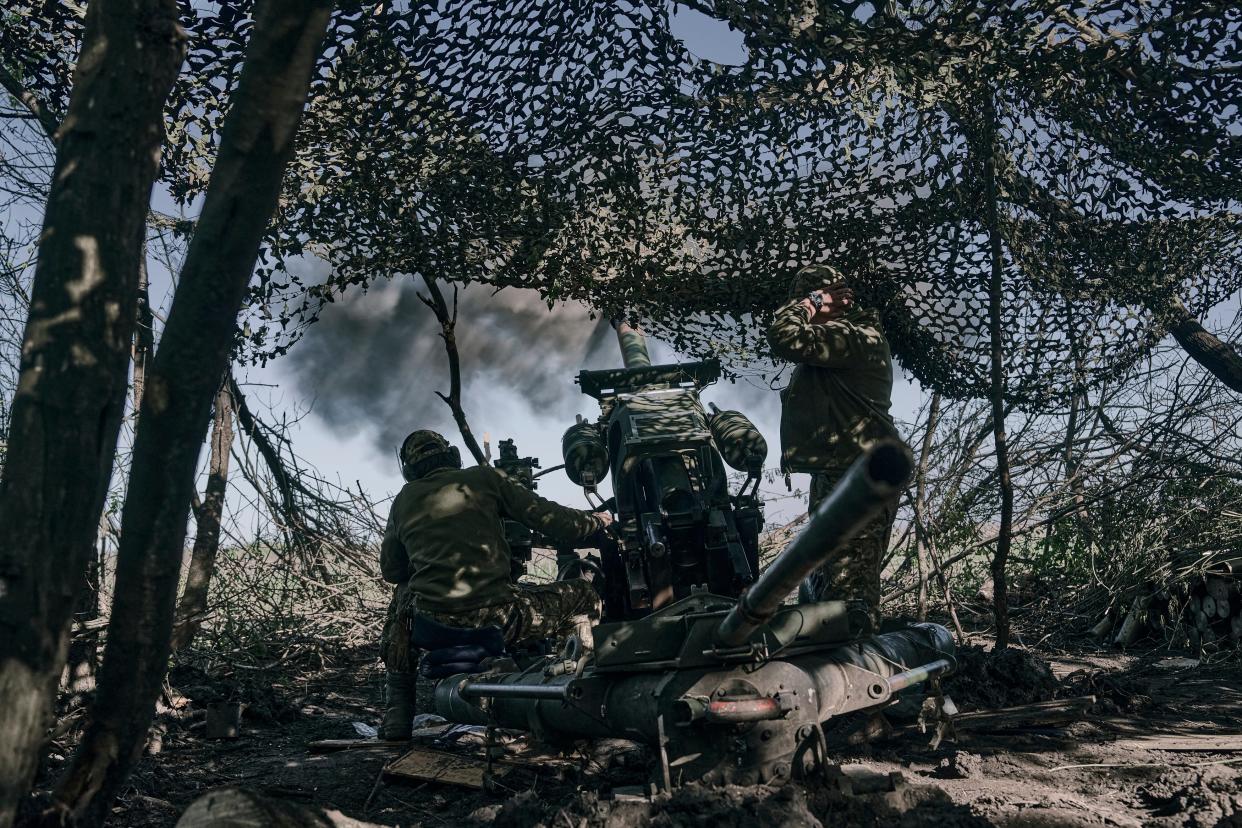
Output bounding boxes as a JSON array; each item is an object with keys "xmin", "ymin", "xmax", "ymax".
[{"xmin": 284, "ymin": 278, "xmax": 620, "ymax": 454}]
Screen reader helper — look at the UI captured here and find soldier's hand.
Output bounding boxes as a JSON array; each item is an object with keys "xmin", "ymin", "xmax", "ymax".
[
  {"xmin": 595, "ymin": 510, "xmax": 615, "ymax": 529},
  {"xmin": 806, "ymin": 282, "xmax": 854, "ymax": 322}
]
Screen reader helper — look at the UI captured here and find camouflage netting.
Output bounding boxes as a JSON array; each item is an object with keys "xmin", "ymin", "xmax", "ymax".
[{"xmin": 4, "ymin": 1, "xmax": 1241, "ymax": 404}]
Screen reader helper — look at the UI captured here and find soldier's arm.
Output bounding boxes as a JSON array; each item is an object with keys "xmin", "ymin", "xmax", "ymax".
[
  {"xmin": 489, "ymin": 468, "xmax": 605, "ymax": 543},
  {"xmin": 379, "ymin": 505, "xmax": 410, "ymax": 584},
  {"xmin": 766, "ymin": 299, "xmax": 867, "ymax": 368}
]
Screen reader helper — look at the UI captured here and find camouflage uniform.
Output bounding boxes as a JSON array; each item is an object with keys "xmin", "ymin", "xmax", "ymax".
[
  {"xmin": 381, "ymin": 463, "xmax": 606, "ymax": 648},
  {"xmin": 767, "ymin": 264, "xmax": 904, "ymax": 628},
  {"xmin": 807, "ymin": 472, "xmax": 897, "ymax": 628},
  {"xmin": 380, "ymin": 582, "xmax": 415, "ymax": 674},
  {"xmin": 421, "ymin": 579, "xmax": 601, "ymax": 647}
]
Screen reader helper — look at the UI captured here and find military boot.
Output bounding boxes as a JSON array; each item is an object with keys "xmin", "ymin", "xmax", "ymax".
[{"xmin": 380, "ymin": 672, "xmax": 416, "ymax": 741}]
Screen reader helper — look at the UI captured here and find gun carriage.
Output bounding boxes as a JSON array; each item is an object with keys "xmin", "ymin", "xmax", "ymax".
[{"xmin": 444, "ymin": 321, "xmax": 955, "ymax": 786}]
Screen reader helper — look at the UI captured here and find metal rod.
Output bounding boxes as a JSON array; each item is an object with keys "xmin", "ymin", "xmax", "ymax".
[
  {"xmin": 705, "ymin": 697, "xmax": 783, "ymax": 723},
  {"xmin": 886, "ymin": 658, "xmax": 953, "ymax": 694},
  {"xmin": 458, "ymin": 682, "xmax": 569, "ymax": 701},
  {"xmin": 716, "ymin": 441, "xmax": 913, "ymax": 647}
]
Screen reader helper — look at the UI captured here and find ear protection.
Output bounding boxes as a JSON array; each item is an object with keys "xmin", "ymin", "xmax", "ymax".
[{"xmin": 400, "ymin": 446, "xmax": 462, "ymax": 482}]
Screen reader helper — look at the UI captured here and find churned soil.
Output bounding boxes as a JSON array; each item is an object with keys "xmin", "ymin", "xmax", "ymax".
[{"xmin": 29, "ymin": 639, "xmax": 1242, "ymax": 827}]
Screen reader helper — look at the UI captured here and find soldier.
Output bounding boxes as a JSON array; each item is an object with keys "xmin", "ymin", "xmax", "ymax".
[
  {"xmin": 766, "ymin": 264, "xmax": 903, "ymax": 629},
  {"xmin": 379, "ymin": 429, "xmax": 612, "ymax": 739}
]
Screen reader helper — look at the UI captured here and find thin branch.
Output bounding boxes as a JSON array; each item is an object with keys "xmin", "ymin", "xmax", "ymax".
[
  {"xmin": 417, "ymin": 275, "xmax": 487, "ymax": 466},
  {"xmin": 0, "ymin": 63, "xmax": 60, "ymax": 141}
]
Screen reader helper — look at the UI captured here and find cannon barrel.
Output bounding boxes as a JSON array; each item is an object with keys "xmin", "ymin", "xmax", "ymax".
[
  {"xmin": 716, "ymin": 440, "xmax": 913, "ymax": 647},
  {"xmin": 612, "ymin": 317, "xmax": 653, "ymax": 368}
]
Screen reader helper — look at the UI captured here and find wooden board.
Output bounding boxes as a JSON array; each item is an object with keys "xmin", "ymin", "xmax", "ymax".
[
  {"xmin": 306, "ymin": 739, "xmax": 409, "ymax": 753},
  {"xmin": 383, "ymin": 747, "xmax": 514, "ymax": 789},
  {"xmin": 954, "ymin": 696, "xmax": 1097, "ymax": 732},
  {"xmin": 1112, "ymin": 735, "xmax": 1242, "ymax": 752}
]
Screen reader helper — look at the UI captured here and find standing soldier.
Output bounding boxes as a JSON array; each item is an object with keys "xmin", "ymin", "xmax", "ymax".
[
  {"xmin": 766, "ymin": 264, "xmax": 903, "ymax": 629},
  {"xmin": 378, "ymin": 430, "xmax": 612, "ymax": 740}
]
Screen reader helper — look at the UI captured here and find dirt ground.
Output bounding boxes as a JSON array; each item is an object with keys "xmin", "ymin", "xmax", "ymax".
[{"xmin": 33, "ymin": 633, "xmax": 1242, "ymax": 827}]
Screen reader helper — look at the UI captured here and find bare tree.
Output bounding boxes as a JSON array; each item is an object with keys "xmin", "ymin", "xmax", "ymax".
[
  {"xmin": 170, "ymin": 380, "xmax": 235, "ymax": 652},
  {"xmin": 50, "ymin": 3, "xmax": 334, "ymax": 824},
  {"xmin": 913, "ymin": 392, "xmax": 941, "ymax": 621},
  {"xmin": 0, "ymin": 3, "xmax": 184, "ymax": 823}
]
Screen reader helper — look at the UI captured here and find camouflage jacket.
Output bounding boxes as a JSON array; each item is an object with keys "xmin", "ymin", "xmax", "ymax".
[
  {"xmin": 380, "ymin": 465, "xmax": 605, "ymax": 613},
  {"xmin": 766, "ymin": 299, "xmax": 900, "ymax": 474}
]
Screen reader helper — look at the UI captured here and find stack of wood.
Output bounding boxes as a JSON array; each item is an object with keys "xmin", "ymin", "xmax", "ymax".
[
  {"xmin": 1185, "ymin": 572, "xmax": 1241, "ymax": 651},
  {"xmin": 1092, "ymin": 554, "xmax": 1241, "ymax": 652}
]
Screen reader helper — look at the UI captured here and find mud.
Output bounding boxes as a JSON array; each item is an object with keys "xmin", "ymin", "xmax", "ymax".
[
  {"xmin": 487, "ymin": 778, "xmax": 991, "ymax": 828},
  {"xmin": 942, "ymin": 645, "xmax": 1060, "ymax": 711},
  {"xmin": 934, "ymin": 751, "xmax": 983, "ymax": 780},
  {"xmin": 1138, "ymin": 766, "xmax": 1242, "ymax": 827}
]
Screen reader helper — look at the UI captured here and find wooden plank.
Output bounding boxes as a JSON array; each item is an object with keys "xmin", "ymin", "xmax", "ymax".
[
  {"xmin": 383, "ymin": 747, "xmax": 515, "ymax": 789},
  {"xmin": 954, "ymin": 696, "xmax": 1096, "ymax": 732},
  {"xmin": 1112, "ymin": 735, "xmax": 1242, "ymax": 752},
  {"xmin": 306, "ymin": 739, "xmax": 409, "ymax": 753}
]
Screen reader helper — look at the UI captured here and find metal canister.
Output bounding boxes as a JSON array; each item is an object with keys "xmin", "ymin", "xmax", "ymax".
[
  {"xmin": 708, "ymin": 405, "xmax": 768, "ymax": 472},
  {"xmin": 562, "ymin": 421, "xmax": 609, "ymax": 487}
]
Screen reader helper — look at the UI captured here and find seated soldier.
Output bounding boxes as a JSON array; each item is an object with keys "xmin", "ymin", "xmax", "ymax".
[{"xmin": 379, "ymin": 429, "xmax": 612, "ymax": 740}]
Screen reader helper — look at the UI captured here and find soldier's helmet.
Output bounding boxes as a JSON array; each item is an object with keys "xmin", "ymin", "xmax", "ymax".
[
  {"xmin": 399, "ymin": 429, "xmax": 462, "ymax": 482},
  {"xmin": 787, "ymin": 263, "xmax": 846, "ymax": 299}
]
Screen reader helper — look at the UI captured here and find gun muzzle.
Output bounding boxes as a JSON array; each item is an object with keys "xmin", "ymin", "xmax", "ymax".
[
  {"xmin": 715, "ymin": 440, "xmax": 913, "ymax": 647},
  {"xmin": 612, "ymin": 317, "xmax": 653, "ymax": 368}
]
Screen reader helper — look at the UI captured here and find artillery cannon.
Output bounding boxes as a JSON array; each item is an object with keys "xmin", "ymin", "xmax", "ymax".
[
  {"xmin": 436, "ymin": 440, "xmax": 956, "ymax": 785},
  {"xmin": 561, "ymin": 319, "xmax": 768, "ymax": 620},
  {"xmin": 431, "ymin": 322, "xmax": 954, "ymax": 786}
]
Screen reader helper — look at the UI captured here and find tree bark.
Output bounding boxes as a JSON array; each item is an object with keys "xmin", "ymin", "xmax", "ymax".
[
  {"xmin": 52, "ymin": 4, "xmax": 334, "ymax": 825},
  {"xmin": 913, "ymin": 392, "xmax": 941, "ymax": 621},
  {"xmin": 1163, "ymin": 295, "xmax": 1242, "ymax": 394},
  {"xmin": 982, "ymin": 96, "xmax": 1015, "ymax": 650},
  {"xmin": 170, "ymin": 380, "xmax": 235, "ymax": 653},
  {"xmin": 0, "ymin": 2, "xmax": 183, "ymax": 824}
]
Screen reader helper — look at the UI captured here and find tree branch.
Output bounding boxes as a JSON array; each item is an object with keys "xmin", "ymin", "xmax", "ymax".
[
  {"xmin": 419, "ymin": 275, "xmax": 487, "ymax": 466},
  {"xmin": 1163, "ymin": 295, "xmax": 1242, "ymax": 394},
  {"xmin": 0, "ymin": 63, "xmax": 61, "ymax": 141}
]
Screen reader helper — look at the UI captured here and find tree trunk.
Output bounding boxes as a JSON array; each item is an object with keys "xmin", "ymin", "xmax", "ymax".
[
  {"xmin": 1163, "ymin": 295, "xmax": 1242, "ymax": 394},
  {"xmin": 170, "ymin": 380, "xmax": 235, "ymax": 653},
  {"xmin": 0, "ymin": 3, "xmax": 183, "ymax": 824},
  {"xmin": 52, "ymin": 4, "xmax": 334, "ymax": 826},
  {"xmin": 132, "ymin": 253, "xmax": 156, "ymax": 412},
  {"xmin": 61, "ymin": 533, "xmax": 103, "ymax": 704},
  {"xmin": 913, "ymin": 392, "xmax": 941, "ymax": 621},
  {"xmin": 982, "ymin": 96, "xmax": 1015, "ymax": 650}
]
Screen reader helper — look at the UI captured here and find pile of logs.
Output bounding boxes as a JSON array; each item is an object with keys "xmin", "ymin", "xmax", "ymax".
[
  {"xmin": 1186, "ymin": 573, "xmax": 1241, "ymax": 651},
  {"xmin": 1091, "ymin": 555, "xmax": 1241, "ymax": 653}
]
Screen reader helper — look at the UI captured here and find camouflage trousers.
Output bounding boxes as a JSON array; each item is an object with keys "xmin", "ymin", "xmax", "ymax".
[
  {"xmin": 381, "ymin": 582, "xmax": 416, "ymax": 674},
  {"xmin": 380, "ymin": 579, "xmax": 601, "ymax": 673},
  {"xmin": 806, "ymin": 469, "xmax": 896, "ymax": 629}
]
